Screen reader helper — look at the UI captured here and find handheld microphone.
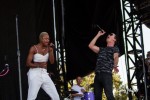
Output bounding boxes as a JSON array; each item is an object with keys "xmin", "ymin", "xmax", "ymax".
[
  {"xmin": 49, "ymin": 43, "xmax": 55, "ymax": 47},
  {"xmin": 92, "ymin": 24, "xmax": 103, "ymax": 32},
  {"xmin": 96, "ymin": 25, "xmax": 103, "ymax": 32}
]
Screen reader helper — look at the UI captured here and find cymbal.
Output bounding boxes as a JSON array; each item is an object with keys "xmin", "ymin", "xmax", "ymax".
[{"xmin": 67, "ymin": 90, "xmax": 78, "ymax": 94}]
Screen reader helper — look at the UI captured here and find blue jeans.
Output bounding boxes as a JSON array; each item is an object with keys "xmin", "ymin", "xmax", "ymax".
[{"xmin": 94, "ymin": 72, "xmax": 115, "ymax": 100}]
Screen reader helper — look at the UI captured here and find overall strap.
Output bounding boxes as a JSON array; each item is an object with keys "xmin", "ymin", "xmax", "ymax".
[{"xmin": 34, "ymin": 45, "xmax": 38, "ymax": 53}]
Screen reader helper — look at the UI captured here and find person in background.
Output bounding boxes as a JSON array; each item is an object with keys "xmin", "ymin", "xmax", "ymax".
[
  {"xmin": 145, "ymin": 51, "xmax": 150, "ymax": 75},
  {"xmin": 145, "ymin": 51, "xmax": 150, "ymax": 99},
  {"xmin": 88, "ymin": 30, "xmax": 119, "ymax": 100},
  {"xmin": 71, "ymin": 76, "xmax": 86, "ymax": 100},
  {"xmin": 26, "ymin": 32, "xmax": 60, "ymax": 100}
]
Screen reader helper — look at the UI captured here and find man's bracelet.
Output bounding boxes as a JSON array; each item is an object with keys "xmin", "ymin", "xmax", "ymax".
[{"xmin": 114, "ymin": 66, "xmax": 118, "ymax": 68}]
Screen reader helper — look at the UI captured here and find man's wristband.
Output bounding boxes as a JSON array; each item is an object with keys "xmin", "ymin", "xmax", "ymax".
[{"xmin": 114, "ymin": 66, "xmax": 118, "ymax": 68}]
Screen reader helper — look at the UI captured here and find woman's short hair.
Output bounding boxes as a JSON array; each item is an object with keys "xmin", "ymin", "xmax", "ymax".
[{"xmin": 39, "ymin": 32, "xmax": 49, "ymax": 41}]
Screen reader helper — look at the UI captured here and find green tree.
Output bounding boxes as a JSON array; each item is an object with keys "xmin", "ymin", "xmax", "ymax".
[{"xmin": 113, "ymin": 72, "xmax": 128, "ymax": 100}]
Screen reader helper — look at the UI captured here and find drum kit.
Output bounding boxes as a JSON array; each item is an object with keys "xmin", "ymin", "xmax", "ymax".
[{"xmin": 64, "ymin": 90, "xmax": 95, "ymax": 100}]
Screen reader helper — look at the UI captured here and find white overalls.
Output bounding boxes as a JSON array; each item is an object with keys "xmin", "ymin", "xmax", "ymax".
[{"xmin": 27, "ymin": 46, "xmax": 60, "ymax": 100}]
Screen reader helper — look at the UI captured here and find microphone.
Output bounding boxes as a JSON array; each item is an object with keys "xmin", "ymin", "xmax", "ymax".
[
  {"xmin": 96, "ymin": 25, "xmax": 103, "ymax": 32},
  {"xmin": 49, "ymin": 43, "xmax": 55, "ymax": 47},
  {"xmin": 92, "ymin": 24, "xmax": 103, "ymax": 32},
  {"xmin": 49, "ymin": 43, "xmax": 58, "ymax": 51}
]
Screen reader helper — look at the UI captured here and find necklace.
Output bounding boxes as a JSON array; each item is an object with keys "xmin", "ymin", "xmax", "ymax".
[{"xmin": 42, "ymin": 48, "xmax": 46, "ymax": 51}]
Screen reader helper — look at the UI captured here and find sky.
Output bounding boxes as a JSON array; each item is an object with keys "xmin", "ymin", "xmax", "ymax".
[
  {"xmin": 143, "ymin": 25, "xmax": 150, "ymax": 55},
  {"xmin": 118, "ymin": 24, "xmax": 150, "ymax": 85}
]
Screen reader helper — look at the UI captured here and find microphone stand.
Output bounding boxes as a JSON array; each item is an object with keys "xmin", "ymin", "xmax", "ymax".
[
  {"xmin": 0, "ymin": 56, "xmax": 9, "ymax": 77},
  {"xmin": 16, "ymin": 15, "xmax": 23, "ymax": 100}
]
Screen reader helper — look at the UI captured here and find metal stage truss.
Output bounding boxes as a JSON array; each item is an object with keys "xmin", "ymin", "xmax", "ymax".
[
  {"xmin": 121, "ymin": 0, "xmax": 148, "ymax": 99},
  {"xmin": 52, "ymin": 0, "xmax": 68, "ymax": 99}
]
